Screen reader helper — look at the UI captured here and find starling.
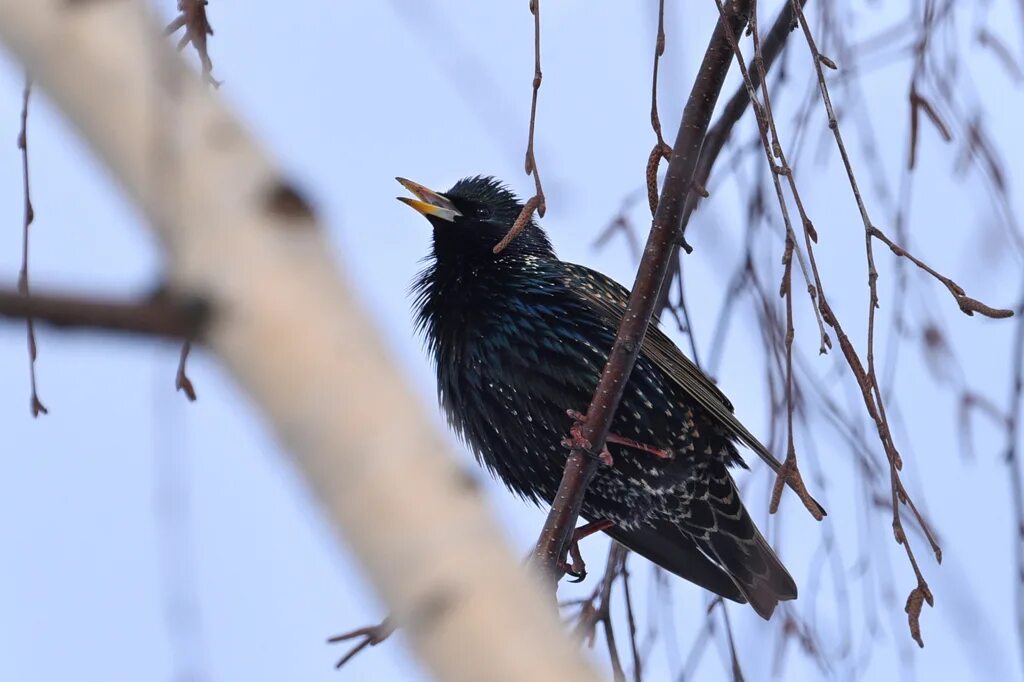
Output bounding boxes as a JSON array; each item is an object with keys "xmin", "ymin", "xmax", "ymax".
[{"xmin": 399, "ymin": 175, "xmax": 806, "ymax": 619}]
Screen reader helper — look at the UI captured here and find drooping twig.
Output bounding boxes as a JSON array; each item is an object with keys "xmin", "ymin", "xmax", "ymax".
[
  {"xmin": 493, "ymin": 0, "xmax": 546, "ymax": 254},
  {"xmin": 176, "ymin": 341, "xmax": 198, "ymax": 401},
  {"xmin": 786, "ymin": 0, "xmax": 980, "ymax": 646},
  {"xmin": 645, "ymin": 0, "xmax": 673, "ymax": 219},
  {"xmin": 712, "ymin": 0, "xmax": 825, "ymax": 520},
  {"xmin": 532, "ymin": 0, "xmax": 757, "ymax": 582},
  {"xmin": 16, "ymin": 76, "xmax": 46, "ymax": 417},
  {"xmin": 165, "ymin": 0, "xmax": 220, "ymax": 87}
]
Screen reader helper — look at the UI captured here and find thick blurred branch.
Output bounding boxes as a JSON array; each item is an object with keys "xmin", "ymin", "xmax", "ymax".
[
  {"xmin": 533, "ymin": 0, "xmax": 756, "ymax": 579},
  {"xmin": 0, "ymin": 289, "xmax": 207, "ymax": 338},
  {"xmin": 0, "ymin": 3, "xmax": 600, "ymax": 681}
]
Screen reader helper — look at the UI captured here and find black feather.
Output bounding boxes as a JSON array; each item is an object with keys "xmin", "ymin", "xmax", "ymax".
[{"xmin": 408, "ymin": 176, "xmax": 799, "ymax": 619}]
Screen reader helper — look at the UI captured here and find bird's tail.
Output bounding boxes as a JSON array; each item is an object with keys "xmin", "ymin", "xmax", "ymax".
[{"xmin": 687, "ymin": 464, "xmax": 797, "ymax": 620}]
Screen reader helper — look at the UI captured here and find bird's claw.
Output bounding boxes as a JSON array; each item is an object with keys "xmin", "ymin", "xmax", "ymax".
[
  {"xmin": 557, "ymin": 560, "xmax": 587, "ymax": 583},
  {"xmin": 562, "ymin": 410, "xmax": 614, "ymax": 465},
  {"xmin": 558, "ymin": 540, "xmax": 589, "ymax": 582}
]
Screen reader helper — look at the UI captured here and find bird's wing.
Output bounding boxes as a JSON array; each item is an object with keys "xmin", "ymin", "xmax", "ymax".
[{"xmin": 562, "ymin": 263, "xmax": 784, "ymax": 474}]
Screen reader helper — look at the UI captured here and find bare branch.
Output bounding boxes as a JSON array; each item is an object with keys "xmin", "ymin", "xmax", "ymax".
[{"xmin": 0, "ymin": 288, "xmax": 208, "ymax": 338}]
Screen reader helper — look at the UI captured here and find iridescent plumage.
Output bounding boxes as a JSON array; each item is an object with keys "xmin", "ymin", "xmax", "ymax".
[{"xmin": 406, "ymin": 176, "xmax": 797, "ymax": 619}]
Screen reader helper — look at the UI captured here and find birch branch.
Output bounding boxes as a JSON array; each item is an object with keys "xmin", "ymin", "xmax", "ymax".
[{"xmin": 0, "ymin": 2, "xmax": 599, "ymax": 681}]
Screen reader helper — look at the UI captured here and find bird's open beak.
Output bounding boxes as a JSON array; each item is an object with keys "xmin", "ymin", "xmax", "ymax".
[{"xmin": 396, "ymin": 177, "xmax": 462, "ymax": 222}]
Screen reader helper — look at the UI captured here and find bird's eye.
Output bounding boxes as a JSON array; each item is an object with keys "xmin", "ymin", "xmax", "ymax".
[{"xmin": 474, "ymin": 206, "xmax": 492, "ymax": 220}]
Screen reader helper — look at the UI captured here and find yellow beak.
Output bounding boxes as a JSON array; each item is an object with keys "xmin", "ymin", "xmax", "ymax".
[{"xmin": 396, "ymin": 177, "xmax": 462, "ymax": 222}]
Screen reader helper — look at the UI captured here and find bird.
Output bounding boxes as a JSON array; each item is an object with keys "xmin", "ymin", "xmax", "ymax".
[{"xmin": 398, "ymin": 174, "xmax": 811, "ymax": 620}]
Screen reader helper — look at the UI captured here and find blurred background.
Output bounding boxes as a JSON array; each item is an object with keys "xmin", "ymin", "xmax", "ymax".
[{"xmin": 0, "ymin": 1, "xmax": 1021, "ymax": 680}]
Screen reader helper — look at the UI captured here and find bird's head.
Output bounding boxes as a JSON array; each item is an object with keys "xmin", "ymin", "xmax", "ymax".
[{"xmin": 397, "ymin": 175, "xmax": 554, "ymax": 261}]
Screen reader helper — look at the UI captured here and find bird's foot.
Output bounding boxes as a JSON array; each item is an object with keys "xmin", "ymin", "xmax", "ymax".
[
  {"xmin": 563, "ymin": 409, "xmax": 673, "ymax": 462},
  {"xmin": 558, "ymin": 550, "xmax": 587, "ymax": 583},
  {"xmin": 561, "ymin": 410, "xmax": 613, "ymax": 465},
  {"xmin": 557, "ymin": 519, "xmax": 616, "ymax": 583}
]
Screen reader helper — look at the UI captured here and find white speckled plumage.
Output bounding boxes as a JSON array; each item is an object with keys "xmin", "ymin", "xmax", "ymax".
[{"xmin": 408, "ymin": 176, "xmax": 798, "ymax": 619}]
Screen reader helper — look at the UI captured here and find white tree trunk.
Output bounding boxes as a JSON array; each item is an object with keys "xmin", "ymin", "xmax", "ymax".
[{"xmin": 0, "ymin": 2, "xmax": 600, "ymax": 680}]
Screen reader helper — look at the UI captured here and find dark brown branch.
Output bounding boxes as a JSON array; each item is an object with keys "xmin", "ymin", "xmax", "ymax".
[
  {"xmin": 0, "ymin": 289, "xmax": 209, "ymax": 339},
  {"xmin": 17, "ymin": 76, "xmax": 46, "ymax": 417},
  {"xmin": 532, "ymin": 0, "xmax": 755, "ymax": 581}
]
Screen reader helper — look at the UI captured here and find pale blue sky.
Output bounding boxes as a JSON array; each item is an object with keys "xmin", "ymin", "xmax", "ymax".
[{"xmin": 0, "ymin": 1, "xmax": 1021, "ymax": 681}]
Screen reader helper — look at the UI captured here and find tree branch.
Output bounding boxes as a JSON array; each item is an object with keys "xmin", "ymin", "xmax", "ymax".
[
  {"xmin": 0, "ymin": 3, "xmax": 600, "ymax": 681},
  {"xmin": 532, "ymin": 0, "xmax": 755, "ymax": 579},
  {"xmin": 0, "ymin": 289, "xmax": 208, "ymax": 338}
]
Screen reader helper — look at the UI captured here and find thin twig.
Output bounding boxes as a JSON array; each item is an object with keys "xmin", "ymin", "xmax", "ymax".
[
  {"xmin": 571, "ymin": 544, "xmax": 630, "ymax": 682},
  {"xmin": 712, "ymin": 0, "xmax": 823, "ymax": 518},
  {"xmin": 788, "ymin": 0, "xmax": 948, "ymax": 646},
  {"xmin": 327, "ymin": 617, "xmax": 396, "ymax": 669},
  {"xmin": 869, "ymin": 225, "xmax": 1013, "ymax": 318},
  {"xmin": 493, "ymin": 0, "xmax": 546, "ymax": 254},
  {"xmin": 620, "ymin": 559, "xmax": 643, "ymax": 682},
  {"xmin": 16, "ymin": 76, "xmax": 46, "ymax": 417},
  {"xmin": 165, "ymin": 0, "xmax": 220, "ymax": 87},
  {"xmin": 646, "ymin": 0, "xmax": 673, "ymax": 217},
  {"xmin": 718, "ymin": 601, "xmax": 746, "ymax": 682},
  {"xmin": 176, "ymin": 341, "xmax": 198, "ymax": 401},
  {"xmin": 1006, "ymin": 278, "xmax": 1024, "ymax": 673}
]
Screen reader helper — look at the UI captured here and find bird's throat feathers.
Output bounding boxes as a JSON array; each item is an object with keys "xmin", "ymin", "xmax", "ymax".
[{"xmin": 412, "ymin": 240, "xmax": 560, "ymax": 354}]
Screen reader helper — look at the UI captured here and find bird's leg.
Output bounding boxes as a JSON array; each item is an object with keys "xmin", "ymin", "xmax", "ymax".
[
  {"xmin": 605, "ymin": 432, "xmax": 673, "ymax": 460},
  {"xmin": 560, "ymin": 410, "xmax": 614, "ymax": 465},
  {"xmin": 563, "ymin": 409, "xmax": 673, "ymax": 462},
  {"xmin": 557, "ymin": 519, "xmax": 616, "ymax": 582}
]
